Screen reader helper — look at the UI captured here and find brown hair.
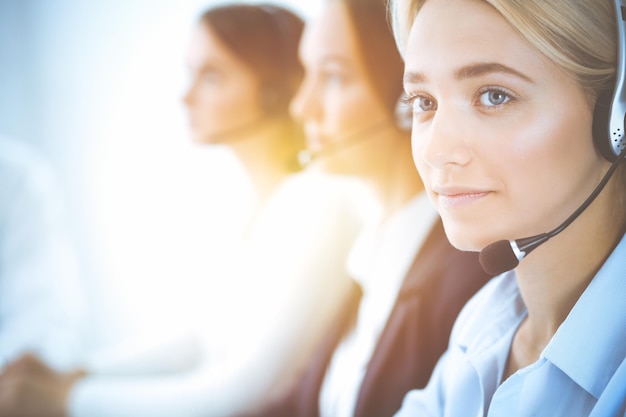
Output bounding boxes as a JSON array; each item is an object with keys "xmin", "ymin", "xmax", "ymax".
[
  {"xmin": 199, "ymin": 4, "xmax": 305, "ymax": 117},
  {"xmin": 337, "ymin": 0, "xmax": 405, "ymax": 117}
]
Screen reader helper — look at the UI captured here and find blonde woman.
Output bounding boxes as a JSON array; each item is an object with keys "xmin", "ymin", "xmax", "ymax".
[{"xmin": 391, "ymin": 0, "xmax": 626, "ymax": 415}]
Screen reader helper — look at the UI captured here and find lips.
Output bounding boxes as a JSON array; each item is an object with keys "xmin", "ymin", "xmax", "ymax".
[
  {"xmin": 432, "ymin": 186, "xmax": 491, "ymax": 209},
  {"xmin": 185, "ymin": 112, "xmax": 201, "ymax": 130}
]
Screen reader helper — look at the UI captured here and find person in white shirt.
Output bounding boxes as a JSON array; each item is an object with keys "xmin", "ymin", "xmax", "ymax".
[
  {"xmin": 391, "ymin": 0, "xmax": 626, "ymax": 415},
  {"xmin": 0, "ymin": 135, "xmax": 85, "ymax": 373},
  {"xmin": 0, "ymin": 4, "xmax": 371, "ymax": 417}
]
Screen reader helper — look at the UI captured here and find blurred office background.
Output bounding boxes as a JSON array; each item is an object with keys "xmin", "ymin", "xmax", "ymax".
[{"xmin": 0, "ymin": 0, "xmax": 320, "ymax": 350}]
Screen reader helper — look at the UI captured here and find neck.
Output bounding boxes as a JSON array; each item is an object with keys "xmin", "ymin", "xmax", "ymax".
[
  {"xmin": 364, "ymin": 128, "xmax": 424, "ymax": 219},
  {"xmin": 513, "ymin": 173, "xmax": 625, "ymax": 362}
]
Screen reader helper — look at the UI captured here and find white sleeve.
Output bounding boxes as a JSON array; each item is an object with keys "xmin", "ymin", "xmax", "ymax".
[
  {"xmin": 0, "ymin": 139, "xmax": 85, "ymax": 371},
  {"xmin": 69, "ymin": 368, "xmax": 242, "ymax": 417},
  {"xmin": 69, "ymin": 173, "xmax": 371, "ymax": 417}
]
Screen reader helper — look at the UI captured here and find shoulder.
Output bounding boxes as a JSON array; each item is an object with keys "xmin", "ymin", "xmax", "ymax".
[
  {"xmin": 277, "ymin": 171, "xmax": 373, "ymax": 203},
  {"xmin": 0, "ymin": 136, "xmax": 50, "ymax": 173},
  {"xmin": 267, "ymin": 171, "xmax": 379, "ymax": 226},
  {"xmin": 0, "ymin": 136, "xmax": 65, "ymax": 228}
]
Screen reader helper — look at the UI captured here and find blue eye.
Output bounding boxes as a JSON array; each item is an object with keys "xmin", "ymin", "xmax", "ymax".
[
  {"xmin": 417, "ymin": 96, "xmax": 436, "ymax": 111},
  {"xmin": 201, "ymin": 73, "xmax": 220, "ymax": 85},
  {"xmin": 479, "ymin": 89, "xmax": 510, "ymax": 106},
  {"xmin": 402, "ymin": 93, "xmax": 436, "ymax": 113}
]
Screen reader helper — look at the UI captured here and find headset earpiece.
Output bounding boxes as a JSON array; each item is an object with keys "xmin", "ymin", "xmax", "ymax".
[
  {"xmin": 592, "ymin": 89, "xmax": 621, "ymax": 162},
  {"xmin": 593, "ymin": 0, "xmax": 626, "ymax": 162}
]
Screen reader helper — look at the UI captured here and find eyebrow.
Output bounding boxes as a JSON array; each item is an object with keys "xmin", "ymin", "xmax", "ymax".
[
  {"xmin": 188, "ymin": 61, "xmax": 223, "ymax": 75},
  {"xmin": 456, "ymin": 62, "xmax": 533, "ymax": 82},
  {"xmin": 197, "ymin": 64, "xmax": 220, "ymax": 73},
  {"xmin": 404, "ymin": 62, "xmax": 533, "ymax": 85}
]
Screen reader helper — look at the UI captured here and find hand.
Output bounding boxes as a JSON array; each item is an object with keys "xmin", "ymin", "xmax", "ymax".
[{"xmin": 0, "ymin": 353, "xmax": 85, "ymax": 417}]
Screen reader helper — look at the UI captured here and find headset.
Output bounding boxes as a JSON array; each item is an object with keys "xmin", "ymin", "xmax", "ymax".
[
  {"xmin": 200, "ymin": 4, "xmax": 301, "ymax": 144},
  {"xmin": 593, "ymin": 0, "xmax": 626, "ymax": 161},
  {"xmin": 480, "ymin": 0, "xmax": 626, "ymax": 275},
  {"xmin": 297, "ymin": 95, "xmax": 412, "ymax": 169}
]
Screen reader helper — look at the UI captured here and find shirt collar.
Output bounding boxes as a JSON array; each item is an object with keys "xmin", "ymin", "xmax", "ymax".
[
  {"xmin": 543, "ymin": 232, "xmax": 626, "ymax": 398},
  {"xmin": 457, "ymin": 270, "xmax": 527, "ymax": 355}
]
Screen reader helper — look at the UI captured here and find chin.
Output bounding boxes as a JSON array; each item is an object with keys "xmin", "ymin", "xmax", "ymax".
[
  {"xmin": 186, "ymin": 129, "xmax": 204, "ymax": 143},
  {"xmin": 440, "ymin": 221, "xmax": 491, "ymax": 253},
  {"xmin": 190, "ymin": 131, "xmax": 220, "ymax": 146}
]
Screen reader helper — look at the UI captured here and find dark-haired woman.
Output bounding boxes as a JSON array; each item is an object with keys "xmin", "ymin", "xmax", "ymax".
[
  {"xmin": 240, "ymin": 0, "xmax": 491, "ymax": 416},
  {"xmin": 0, "ymin": 4, "xmax": 370, "ymax": 417}
]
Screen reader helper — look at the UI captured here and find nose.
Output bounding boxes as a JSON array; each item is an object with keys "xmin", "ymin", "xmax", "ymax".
[
  {"xmin": 182, "ymin": 79, "xmax": 197, "ymax": 108},
  {"xmin": 289, "ymin": 75, "xmax": 320, "ymax": 123},
  {"xmin": 417, "ymin": 105, "xmax": 473, "ymax": 169}
]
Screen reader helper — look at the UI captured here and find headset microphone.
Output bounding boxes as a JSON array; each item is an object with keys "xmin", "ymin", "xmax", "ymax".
[
  {"xmin": 479, "ymin": 146, "xmax": 626, "ymax": 275},
  {"xmin": 480, "ymin": 0, "xmax": 626, "ymax": 275},
  {"xmin": 297, "ymin": 120, "xmax": 394, "ymax": 168}
]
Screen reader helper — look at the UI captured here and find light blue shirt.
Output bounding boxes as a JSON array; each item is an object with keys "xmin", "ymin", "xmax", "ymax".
[{"xmin": 394, "ymin": 232, "xmax": 626, "ymax": 417}]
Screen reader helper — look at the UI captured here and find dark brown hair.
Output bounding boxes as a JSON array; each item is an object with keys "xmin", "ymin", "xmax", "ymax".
[
  {"xmin": 340, "ymin": 0, "xmax": 405, "ymax": 117},
  {"xmin": 199, "ymin": 3, "xmax": 305, "ymax": 117}
]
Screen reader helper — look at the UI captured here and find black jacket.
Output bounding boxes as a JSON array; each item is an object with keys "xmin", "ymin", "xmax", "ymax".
[{"xmin": 241, "ymin": 220, "xmax": 491, "ymax": 417}]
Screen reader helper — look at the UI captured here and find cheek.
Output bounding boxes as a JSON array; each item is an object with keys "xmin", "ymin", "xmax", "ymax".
[
  {"xmin": 491, "ymin": 105, "xmax": 599, "ymax": 235},
  {"xmin": 510, "ymin": 105, "xmax": 594, "ymax": 186},
  {"xmin": 410, "ymin": 103, "xmax": 600, "ymax": 249},
  {"xmin": 411, "ymin": 120, "xmax": 440, "ymax": 180},
  {"xmin": 322, "ymin": 87, "xmax": 389, "ymax": 138},
  {"xmin": 321, "ymin": 92, "xmax": 360, "ymax": 136},
  {"xmin": 211, "ymin": 86, "xmax": 262, "ymax": 124},
  {"xmin": 411, "ymin": 131, "xmax": 428, "ymax": 178}
]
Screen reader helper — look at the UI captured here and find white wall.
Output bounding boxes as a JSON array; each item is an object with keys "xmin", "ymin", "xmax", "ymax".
[{"xmin": 0, "ymin": 0, "xmax": 321, "ymax": 348}]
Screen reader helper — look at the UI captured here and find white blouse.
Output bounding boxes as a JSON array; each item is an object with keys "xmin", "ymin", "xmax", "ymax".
[{"xmin": 319, "ymin": 193, "xmax": 438, "ymax": 417}]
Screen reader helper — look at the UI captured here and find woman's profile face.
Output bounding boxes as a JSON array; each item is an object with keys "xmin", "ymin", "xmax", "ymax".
[
  {"xmin": 291, "ymin": 1, "xmax": 391, "ymax": 172},
  {"xmin": 403, "ymin": 0, "xmax": 609, "ymax": 251},
  {"xmin": 183, "ymin": 23, "xmax": 264, "ymax": 144}
]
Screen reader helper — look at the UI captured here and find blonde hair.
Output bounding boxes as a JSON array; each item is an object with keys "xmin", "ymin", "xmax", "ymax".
[{"xmin": 390, "ymin": 0, "xmax": 616, "ymax": 96}]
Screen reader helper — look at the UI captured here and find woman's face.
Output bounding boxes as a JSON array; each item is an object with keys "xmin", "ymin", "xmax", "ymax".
[
  {"xmin": 291, "ymin": 1, "xmax": 391, "ymax": 173},
  {"xmin": 183, "ymin": 23, "xmax": 265, "ymax": 144},
  {"xmin": 403, "ymin": 0, "xmax": 609, "ymax": 251}
]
